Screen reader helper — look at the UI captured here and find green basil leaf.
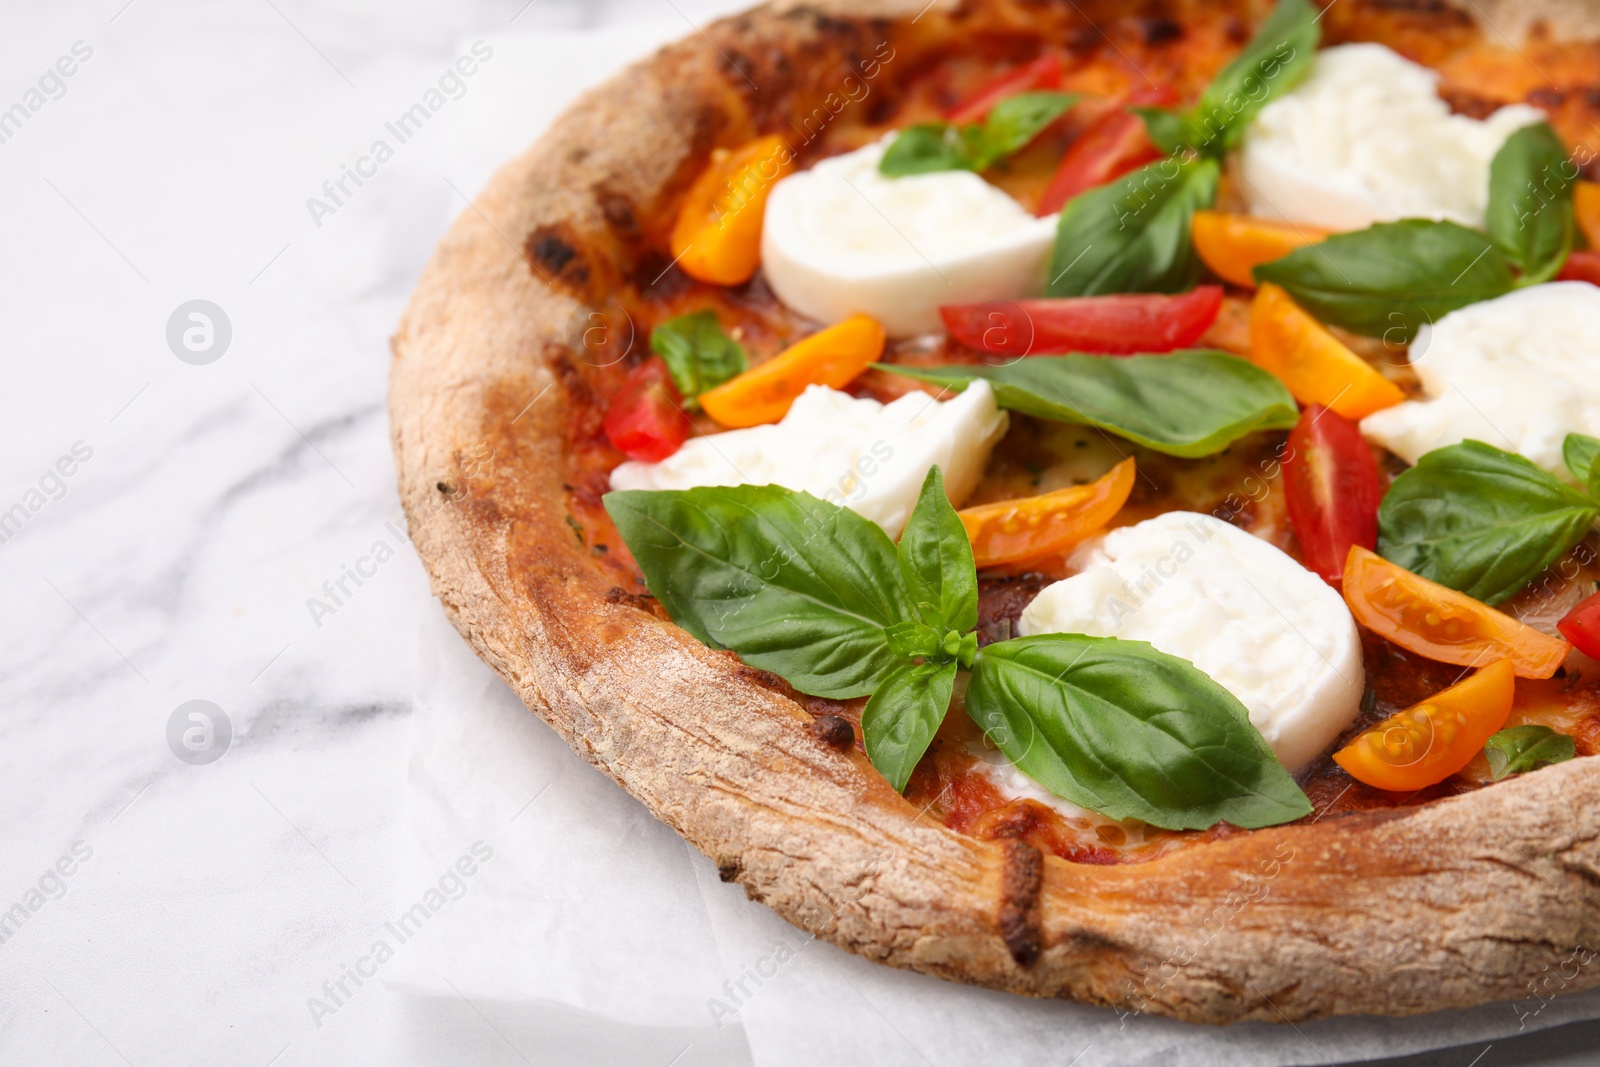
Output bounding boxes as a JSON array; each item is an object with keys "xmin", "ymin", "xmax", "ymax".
[
  {"xmin": 879, "ymin": 124, "xmax": 981, "ymax": 175},
  {"xmin": 1133, "ymin": 107, "xmax": 1190, "ymax": 156},
  {"xmin": 1047, "ymin": 155, "xmax": 1219, "ymax": 296},
  {"xmin": 897, "ymin": 466, "xmax": 978, "ymax": 634},
  {"xmin": 650, "ymin": 311, "xmax": 747, "ymax": 404},
  {"xmin": 1564, "ymin": 432, "xmax": 1600, "ymax": 486},
  {"xmin": 1254, "ymin": 220, "xmax": 1517, "ymax": 341},
  {"xmin": 862, "ymin": 659, "xmax": 958, "ymax": 792},
  {"xmin": 603, "ymin": 485, "xmax": 914, "ymax": 698},
  {"xmin": 1377, "ymin": 441, "xmax": 1599, "ymax": 605},
  {"xmin": 966, "ymin": 635, "xmax": 1312, "ymax": 830},
  {"xmin": 973, "ymin": 91, "xmax": 1078, "ymax": 169},
  {"xmin": 1484, "ymin": 724, "xmax": 1576, "ymax": 781},
  {"xmin": 1486, "ymin": 122, "xmax": 1576, "ymax": 286},
  {"xmin": 1187, "ymin": 0, "xmax": 1319, "ymax": 155},
  {"xmin": 885, "ymin": 619, "xmax": 943, "ymax": 659},
  {"xmin": 875, "ymin": 350, "xmax": 1297, "ymax": 458}
]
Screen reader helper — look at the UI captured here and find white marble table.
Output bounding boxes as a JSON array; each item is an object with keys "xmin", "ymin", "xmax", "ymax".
[{"xmin": 1, "ymin": 2, "xmax": 1596, "ymax": 1064}]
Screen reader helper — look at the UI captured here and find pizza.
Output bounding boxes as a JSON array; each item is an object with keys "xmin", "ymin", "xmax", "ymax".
[{"xmin": 390, "ymin": 0, "xmax": 1600, "ymax": 1024}]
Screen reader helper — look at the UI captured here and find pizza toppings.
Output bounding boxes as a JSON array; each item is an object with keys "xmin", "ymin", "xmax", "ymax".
[
  {"xmin": 938, "ymin": 286, "xmax": 1222, "ymax": 357},
  {"xmin": 1246, "ymin": 283, "xmax": 1404, "ymax": 420},
  {"xmin": 1190, "ymin": 211, "xmax": 1328, "ymax": 289},
  {"xmin": 587, "ymin": 0, "xmax": 1600, "ymax": 850},
  {"xmin": 699, "ymin": 313, "xmax": 885, "ymax": 427},
  {"xmin": 759, "ymin": 140, "xmax": 1057, "ymax": 335},
  {"xmin": 670, "ymin": 134, "xmax": 794, "ymax": 286},
  {"xmin": 609, "ymin": 382, "xmax": 1006, "ymax": 537},
  {"xmin": 1238, "ymin": 44, "xmax": 1543, "ymax": 232},
  {"xmin": 957, "ymin": 457, "xmax": 1134, "ymax": 567},
  {"xmin": 1017, "ymin": 512, "xmax": 1365, "ymax": 772},
  {"xmin": 1341, "ymin": 547, "xmax": 1570, "ymax": 679},
  {"xmin": 1359, "ymin": 284, "xmax": 1600, "ymax": 473},
  {"xmin": 602, "ymin": 359, "xmax": 690, "ymax": 463},
  {"xmin": 1332, "ymin": 659, "xmax": 1516, "ymax": 792},
  {"xmin": 1281, "ymin": 405, "xmax": 1381, "ymax": 589}
]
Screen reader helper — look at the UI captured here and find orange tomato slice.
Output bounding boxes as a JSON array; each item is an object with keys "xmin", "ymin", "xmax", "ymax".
[
  {"xmin": 958, "ymin": 458, "xmax": 1136, "ymax": 567},
  {"xmin": 1191, "ymin": 211, "xmax": 1330, "ymax": 289},
  {"xmin": 698, "ymin": 314, "xmax": 886, "ymax": 428},
  {"xmin": 1248, "ymin": 283, "xmax": 1405, "ymax": 420},
  {"xmin": 1333, "ymin": 659, "xmax": 1515, "ymax": 792},
  {"xmin": 1574, "ymin": 180, "xmax": 1600, "ymax": 250},
  {"xmin": 670, "ymin": 135, "xmax": 795, "ymax": 287},
  {"xmin": 1342, "ymin": 547, "xmax": 1571, "ymax": 680}
]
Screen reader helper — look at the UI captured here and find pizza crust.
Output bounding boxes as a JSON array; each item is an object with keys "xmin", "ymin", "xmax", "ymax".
[{"xmin": 390, "ymin": 0, "xmax": 1600, "ymax": 1022}]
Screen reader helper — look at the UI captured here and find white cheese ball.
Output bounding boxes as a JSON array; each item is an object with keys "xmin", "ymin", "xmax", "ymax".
[
  {"xmin": 1361, "ymin": 282, "xmax": 1600, "ymax": 473},
  {"xmin": 608, "ymin": 382, "xmax": 1008, "ymax": 538},
  {"xmin": 760, "ymin": 139, "xmax": 1057, "ymax": 336},
  {"xmin": 1239, "ymin": 43, "xmax": 1543, "ymax": 231},
  {"xmin": 1018, "ymin": 512, "xmax": 1365, "ymax": 772}
]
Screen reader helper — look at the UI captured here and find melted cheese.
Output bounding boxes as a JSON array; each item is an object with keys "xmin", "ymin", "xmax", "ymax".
[
  {"xmin": 1239, "ymin": 43, "xmax": 1542, "ymax": 231},
  {"xmin": 1017, "ymin": 512, "xmax": 1364, "ymax": 772},
  {"xmin": 608, "ymin": 383, "xmax": 1008, "ymax": 537}
]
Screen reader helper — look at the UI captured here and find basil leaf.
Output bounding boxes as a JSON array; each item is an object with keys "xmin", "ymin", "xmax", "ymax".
[
  {"xmin": 1047, "ymin": 155, "xmax": 1219, "ymax": 296},
  {"xmin": 1377, "ymin": 441, "xmax": 1599, "ymax": 605},
  {"xmin": 650, "ymin": 311, "xmax": 747, "ymax": 404},
  {"xmin": 973, "ymin": 91, "xmax": 1078, "ymax": 169},
  {"xmin": 1187, "ymin": 0, "xmax": 1319, "ymax": 155},
  {"xmin": 1486, "ymin": 122, "xmax": 1575, "ymax": 286},
  {"xmin": 603, "ymin": 485, "xmax": 914, "ymax": 698},
  {"xmin": 1134, "ymin": 107, "xmax": 1189, "ymax": 156},
  {"xmin": 966, "ymin": 635, "xmax": 1312, "ymax": 830},
  {"xmin": 1563, "ymin": 432, "xmax": 1599, "ymax": 486},
  {"xmin": 879, "ymin": 124, "xmax": 980, "ymax": 175},
  {"xmin": 897, "ymin": 466, "xmax": 978, "ymax": 635},
  {"xmin": 862, "ymin": 659, "xmax": 958, "ymax": 792},
  {"xmin": 876, "ymin": 350, "xmax": 1297, "ymax": 458},
  {"xmin": 1254, "ymin": 220, "xmax": 1516, "ymax": 341},
  {"xmin": 880, "ymin": 93, "xmax": 1078, "ymax": 176},
  {"xmin": 1484, "ymin": 724, "xmax": 1576, "ymax": 781}
]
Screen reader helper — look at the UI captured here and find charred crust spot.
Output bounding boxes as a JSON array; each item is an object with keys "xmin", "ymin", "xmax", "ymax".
[
  {"xmin": 436, "ymin": 481, "xmax": 456, "ymax": 496},
  {"xmin": 718, "ymin": 859, "xmax": 742, "ymax": 883},
  {"xmin": 812, "ymin": 714, "xmax": 856, "ymax": 751},
  {"xmin": 997, "ymin": 839, "xmax": 1044, "ymax": 967},
  {"xmin": 1135, "ymin": 16, "xmax": 1183, "ymax": 46},
  {"xmin": 527, "ymin": 225, "xmax": 590, "ymax": 288},
  {"xmin": 594, "ymin": 185, "xmax": 642, "ymax": 245},
  {"xmin": 605, "ymin": 586, "xmax": 656, "ymax": 612}
]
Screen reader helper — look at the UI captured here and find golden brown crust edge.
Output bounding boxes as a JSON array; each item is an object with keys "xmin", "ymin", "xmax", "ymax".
[{"xmin": 390, "ymin": 0, "xmax": 1600, "ymax": 1024}]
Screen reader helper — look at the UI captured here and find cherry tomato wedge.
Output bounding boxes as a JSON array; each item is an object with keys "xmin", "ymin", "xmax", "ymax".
[
  {"xmin": 669, "ymin": 135, "xmax": 795, "ymax": 286},
  {"xmin": 939, "ymin": 287, "xmax": 1222, "ymax": 357},
  {"xmin": 958, "ymin": 458, "xmax": 1136, "ymax": 567},
  {"xmin": 1036, "ymin": 110, "xmax": 1163, "ymax": 216},
  {"xmin": 1282, "ymin": 405, "xmax": 1381, "ymax": 588},
  {"xmin": 699, "ymin": 314, "xmax": 885, "ymax": 428},
  {"xmin": 1191, "ymin": 211, "xmax": 1330, "ymax": 289},
  {"xmin": 1248, "ymin": 283, "xmax": 1405, "ymax": 420},
  {"xmin": 1558, "ymin": 249, "xmax": 1600, "ymax": 286},
  {"xmin": 945, "ymin": 54, "xmax": 1063, "ymax": 125},
  {"xmin": 1342, "ymin": 547, "xmax": 1571, "ymax": 679},
  {"xmin": 1558, "ymin": 589, "xmax": 1600, "ymax": 660},
  {"xmin": 604, "ymin": 359, "xmax": 689, "ymax": 463},
  {"xmin": 1574, "ymin": 180, "xmax": 1600, "ymax": 249},
  {"xmin": 1333, "ymin": 659, "xmax": 1515, "ymax": 792}
]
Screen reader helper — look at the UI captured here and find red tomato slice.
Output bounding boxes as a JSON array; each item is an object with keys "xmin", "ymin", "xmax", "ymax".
[
  {"xmin": 1036, "ymin": 110, "xmax": 1163, "ymax": 216},
  {"xmin": 603, "ymin": 359, "xmax": 689, "ymax": 463},
  {"xmin": 1558, "ymin": 249, "xmax": 1600, "ymax": 286},
  {"xmin": 939, "ymin": 286, "xmax": 1223, "ymax": 357},
  {"xmin": 1282, "ymin": 405, "xmax": 1381, "ymax": 588},
  {"xmin": 945, "ymin": 54, "xmax": 1063, "ymax": 125},
  {"xmin": 1558, "ymin": 590, "xmax": 1600, "ymax": 660}
]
